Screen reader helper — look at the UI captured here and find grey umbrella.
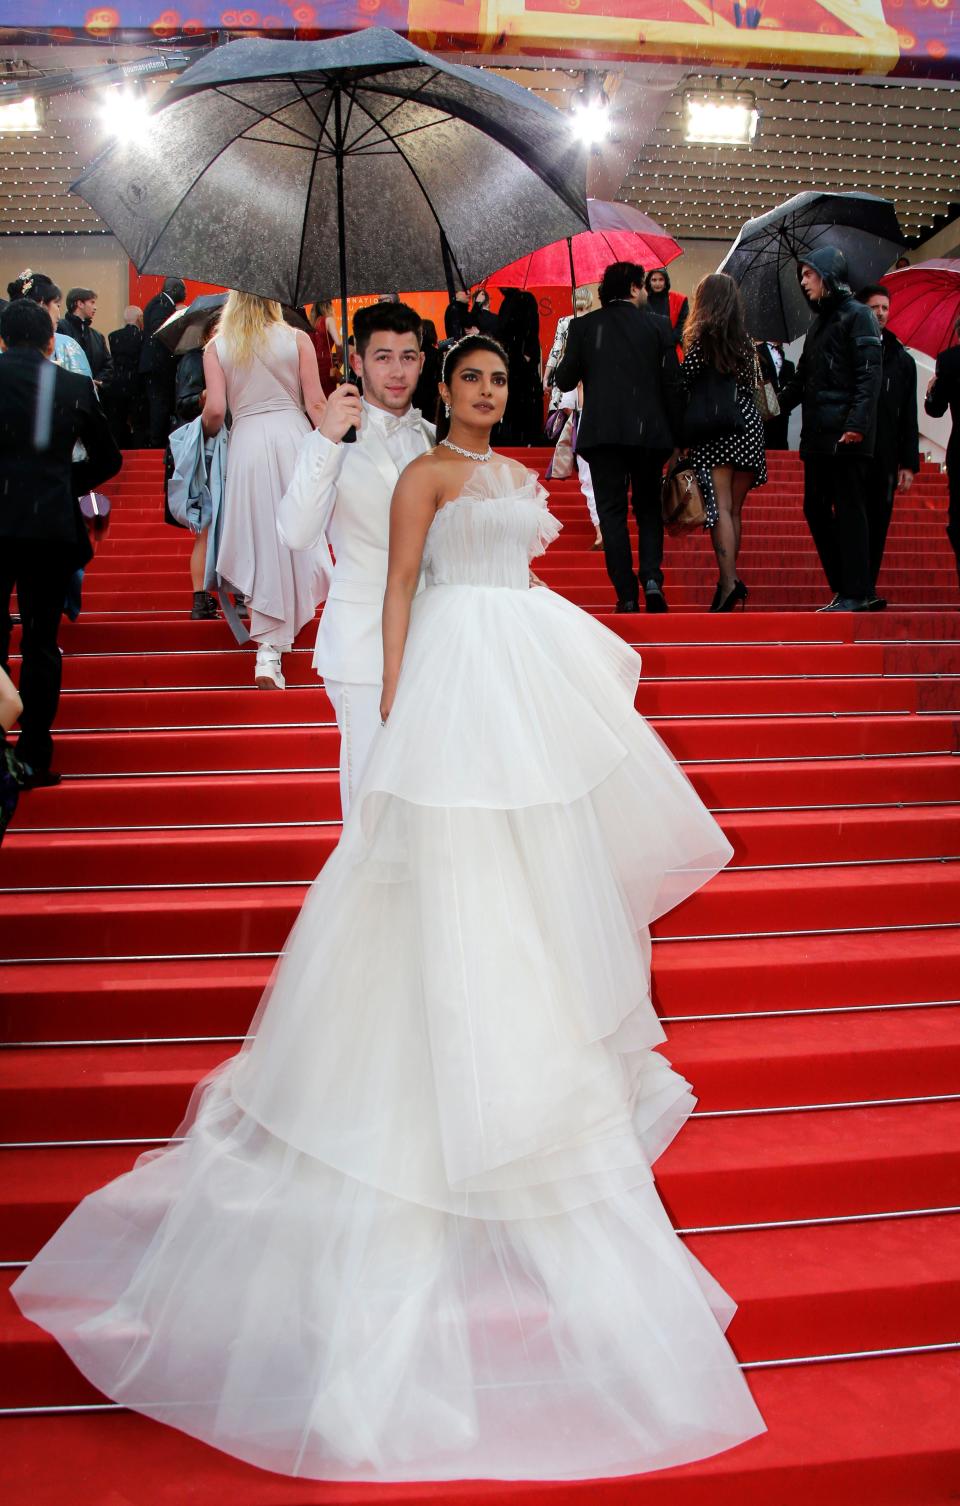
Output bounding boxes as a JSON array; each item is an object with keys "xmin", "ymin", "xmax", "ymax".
[
  {"xmin": 718, "ymin": 191, "xmax": 905, "ymax": 343},
  {"xmin": 71, "ymin": 27, "xmax": 589, "ymax": 342}
]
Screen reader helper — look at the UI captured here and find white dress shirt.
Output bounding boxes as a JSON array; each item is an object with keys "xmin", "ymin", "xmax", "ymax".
[{"xmin": 359, "ymin": 397, "xmax": 430, "ymax": 472}]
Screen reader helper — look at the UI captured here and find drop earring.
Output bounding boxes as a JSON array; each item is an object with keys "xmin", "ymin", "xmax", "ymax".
[{"xmin": 444, "ymin": 402, "xmax": 451, "ymax": 418}]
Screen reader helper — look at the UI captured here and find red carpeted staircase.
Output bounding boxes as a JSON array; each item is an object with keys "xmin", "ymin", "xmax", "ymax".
[{"xmin": 2, "ymin": 448, "xmax": 960, "ymax": 1505}]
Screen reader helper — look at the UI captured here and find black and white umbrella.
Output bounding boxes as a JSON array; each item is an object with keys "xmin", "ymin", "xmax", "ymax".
[
  {"xmin": 72, "ymin": 27, "xmax": 590, "ymax": 335},
  {"xmin": 718, "ymin": 191, "xmax": 906, "ymax": 342}
]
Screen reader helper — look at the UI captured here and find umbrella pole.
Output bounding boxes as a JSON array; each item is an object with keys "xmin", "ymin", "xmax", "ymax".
[{"xmin": 334, "ymin": 86, "xmax": 356, "ymax": 440}]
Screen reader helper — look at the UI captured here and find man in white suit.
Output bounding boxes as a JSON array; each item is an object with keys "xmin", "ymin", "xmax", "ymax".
[{"xmin": 278, "ymin": 303, "xmax": 435, "ymax": 816}]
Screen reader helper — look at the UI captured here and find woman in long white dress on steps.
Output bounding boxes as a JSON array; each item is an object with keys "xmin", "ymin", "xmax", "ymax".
[{"xmin": 13, "ymin": 334, "xmax": 765, "ymax": 1483}]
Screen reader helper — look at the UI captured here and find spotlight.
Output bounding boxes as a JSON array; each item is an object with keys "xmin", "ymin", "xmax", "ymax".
[
  {"xmin": 569, "ymin": 95, "xmax": 610, "ymax": 147},
  {"xmin": 0, "ymin": 96, "xmax": 44, "ymax": 132},
  {"xmin": 99, "ymin": 87, "xmax": 152, "ymax": 140},
  {"xmin": 684, "ymin": 92, "xmax": 759, "ymax": 146}
]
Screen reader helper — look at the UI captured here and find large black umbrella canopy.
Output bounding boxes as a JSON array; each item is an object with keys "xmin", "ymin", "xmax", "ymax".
[
  {"xmin": 72, "ymin": 28, "xmax": 590, "ymax": 312},
  {"xmin": 717, "ymin": 191, "xmax": 906, "ymax": 343}
]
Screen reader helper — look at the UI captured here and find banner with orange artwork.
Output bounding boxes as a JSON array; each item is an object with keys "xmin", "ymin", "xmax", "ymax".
[{"xmin": 0, "ymin": 1, "xmax": 956, "ymax": 78}]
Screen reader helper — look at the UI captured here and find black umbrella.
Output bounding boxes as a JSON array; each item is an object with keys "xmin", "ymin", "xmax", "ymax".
[
  {"xmin": 72, "ymin": 27, "xmax": 589, "ymax": 353},
  {"xmin": 718, "ymin": 191, "xmax": 906, "ymax": 343},
  {"xmin": 155, "ymin": 293, "xmax": 310, "ymax": 355}
]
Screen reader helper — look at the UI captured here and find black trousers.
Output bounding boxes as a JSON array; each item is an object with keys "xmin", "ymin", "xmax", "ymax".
[
  {"xmin": 946, "ymin": 455, "xmax": 960, "ymax": 592},
  {"xmin": 0, "ymin": 541, "xmax": 74, "ymax": 774},
  {"xmin": 145, "ymin": 374, "xmax": 175, "ymax": 449},
  {"xmin": 865, "ymin": 457, "xmax": 897, "ymax": 594},
  {"xmin": 584, "ymin": 445, "xmax": 669, "ymax": 604},
  {"xmin": 802, "ymin": 451, "xmax": 872, "ymax": 602}
]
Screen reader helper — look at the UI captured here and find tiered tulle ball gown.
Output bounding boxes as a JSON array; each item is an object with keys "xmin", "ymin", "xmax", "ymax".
[{"xmin": 14, "ymin": 460, "xmax": 765, "ymax": 1482}]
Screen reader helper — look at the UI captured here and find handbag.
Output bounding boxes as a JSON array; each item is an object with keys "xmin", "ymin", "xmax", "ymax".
[
  {"xmin": 753, "ymin": 352, "xmax": 781, "ymax": 421},
  {"xmin": 543, "ymin": 405, "xmax": 568, "ymax": 444},
  {"xmin": 661, "ymin": 459, "xmax": 708, "ymax": 535},
  {"xmin": 682, "ymin": 364, "xmax": 745, "ymax": 447},
  {"xmin": 545, "ymin": 411, "xmax": 577, "ymax": 480}
]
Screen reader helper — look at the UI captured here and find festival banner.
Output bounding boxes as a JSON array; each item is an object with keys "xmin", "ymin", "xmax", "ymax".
[{"xmin": 0, "ymin": 0, "xmax": 957, "ymax": 79}]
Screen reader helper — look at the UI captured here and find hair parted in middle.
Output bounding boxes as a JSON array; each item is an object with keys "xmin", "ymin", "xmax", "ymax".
[
  {"xmin": 352, "ymin": 300, "xmax": 422, "ymax": 357},
  {"xmin": 683, "ymin": 273, "xmax": 753, "ymax": 376},
  {"xmin": 216, "ymin": 291, "xmax": 283, "ymax": 364},
  {"xmin": 436, "ymin": 333, "xmax": 509, "ymax": 442}
]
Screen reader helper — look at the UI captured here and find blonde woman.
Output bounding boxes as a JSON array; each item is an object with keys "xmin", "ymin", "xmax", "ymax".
[{"xmin": 203, "ymin": 293, "xmax": 327, "ymax": 688}]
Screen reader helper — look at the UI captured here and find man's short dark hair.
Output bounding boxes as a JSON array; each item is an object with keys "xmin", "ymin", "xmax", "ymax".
[
  {"xmin": 857, "ymin": 284, "xmax": 891, "ymax": 304},
  {"xmin": 353, "ymin": 300, "xmax": 422, "ymax": 357},
  {"xmin": 598, "ymin": 261, "xmax": 646, "ymax": 306},
  {"xmin": 163, "ymin": 277, "xmax": 187, "ymax": 301},
  {"xmin": 65, "ymin": 287, "xmax": 96, "ymax": 313},
  {"xmin": 1, "ymin": 298, "xmax": 55, "ymax": 350}
]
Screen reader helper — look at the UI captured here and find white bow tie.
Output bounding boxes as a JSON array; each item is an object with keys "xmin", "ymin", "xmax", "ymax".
[{"xmin": 382, "ymin": 410, "xmax": 422, "ymax": 438}]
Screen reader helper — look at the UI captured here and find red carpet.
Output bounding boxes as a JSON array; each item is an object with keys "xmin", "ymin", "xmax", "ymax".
[{"xmin": 2, "ymin": 448, "xmax": 959, "ymax": 1502}]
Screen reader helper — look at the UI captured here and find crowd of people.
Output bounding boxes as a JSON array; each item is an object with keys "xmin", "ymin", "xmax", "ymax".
[{"xmin": 0, "ymin": 249, "xmax": 958, "ymax": 822}]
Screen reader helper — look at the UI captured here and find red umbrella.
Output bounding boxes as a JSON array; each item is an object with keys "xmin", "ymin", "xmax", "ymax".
[
  {"xmin": 885, "ymin": 259, "xmax": 960, "ymax": 359},
  {"xmin": 487, "ymin": 199, "xmax": 681, "ymax": 290}
]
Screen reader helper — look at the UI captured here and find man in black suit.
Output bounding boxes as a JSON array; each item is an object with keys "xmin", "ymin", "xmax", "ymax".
[
  {"xmin": 0, "ymin": 300, "xmax": 121, "ymax": 786},
  {"xmin": 58, "ymin": 287, "xmax": 114, "ymax": 388},
  {"xmin": 139, "ymin": 276, "xmax": 186, "ymax": 447},
  {"xmin": 857, "ymin": 285, "xmax": 920, "ymax": 609},
  {"xmin": 925, "ymin": 316, "xmax": 960, "ymax": 592},
  {"xmin": 107, "ymin": 304, "xmax": 146, "ymax": 447},
  {"xmin": 555, "ymin": 259, "xmax": 683, "ymax": 612}
]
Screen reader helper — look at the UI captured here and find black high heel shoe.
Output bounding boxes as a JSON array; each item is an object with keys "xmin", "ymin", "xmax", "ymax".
[
  {"xmin": 709, "ymin": 580, "xmax": 723, "ymax": 611},
  {"xmin": 712, "ymin": 579, "xmax": 748, "ymax": 613}
]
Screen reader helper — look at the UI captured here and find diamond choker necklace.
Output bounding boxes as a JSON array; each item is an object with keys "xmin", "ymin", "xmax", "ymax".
[{"xmin": 440, "ymin": 438, "xmax": 493, "ymax": 462}]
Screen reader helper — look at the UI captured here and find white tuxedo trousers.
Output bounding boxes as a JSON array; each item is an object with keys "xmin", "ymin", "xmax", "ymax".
[{"xmin": 324, "ymin": 679, "xmax": 382, "ymax": 819}]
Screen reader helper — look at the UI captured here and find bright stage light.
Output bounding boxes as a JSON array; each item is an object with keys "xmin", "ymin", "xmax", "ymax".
[
  {"xmin": 0, "ymin": 96, "xmax": 44, "ymax": 133},
  {"xmin": 99, "ymin": 88, "xmax": 152, "ymax": 141},
  {"xmin": 569, "ymin": 97, "xmax": 610, "ymax": 147},
  {"xmin": 684, "ymin": 93, "xmax": 759, "ymax": 147}
]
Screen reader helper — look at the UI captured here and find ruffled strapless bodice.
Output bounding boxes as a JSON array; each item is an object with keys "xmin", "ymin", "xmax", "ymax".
[{"xmin": 423, "ymin": 460, "xmax": 561, "ymax": 590}]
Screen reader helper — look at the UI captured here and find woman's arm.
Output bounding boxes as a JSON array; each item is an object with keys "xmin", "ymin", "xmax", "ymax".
[
  {"xmin": 296, "ymin": 330, "xmax": 327, "ymax": 428},
  {"xmin": 0, "ymin": 666, "xmax": 22, "ymax": 734},
  {"xmin": 325, "ymin": 314, "xmax": 340, "ymax": 355},
  {"xmin": 201, "ymin": 342, "xmax": 227, "ymax": 436},
  {"xmin": 380, "ymin": 462, "xmax": 438, "ymax": 723}
]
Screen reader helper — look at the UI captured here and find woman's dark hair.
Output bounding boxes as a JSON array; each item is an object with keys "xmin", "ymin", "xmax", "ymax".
[
  {"xmin": 421, "ymin": 318, "xmax": 438, "ymax": 349},
  {"xmin": 353, "ymin": 300, "xmax": 421, "ymax": 356},
  {"xmin": 0, "ymin": 298, "xmax": 55, "ymax": 350},
  {"xmin": 436, "ymin": 334, "xmax": 508, "ymax": 441},
  {"xmin": 598, "ymin": 260, "xmax": 646, "ymax": 306},
  {"xmin": 644, "ymin": 267, "xmax": 670, "ymax": 294},
  {"xmin": 683, "ymin": 273, "xmax": 752, "ymax": 376},
  {"xmin": 497, "ymin": 288, "xmax": 539, "ymax": 343},
  {"xmin": 7, "ymin": 271, "xmax": 60, "ymax": 306}
]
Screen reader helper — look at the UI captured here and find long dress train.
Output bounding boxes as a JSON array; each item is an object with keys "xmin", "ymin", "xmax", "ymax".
[{"xmin": 13, "ymin": 460, "xmax": 766, "ymax": 1482}]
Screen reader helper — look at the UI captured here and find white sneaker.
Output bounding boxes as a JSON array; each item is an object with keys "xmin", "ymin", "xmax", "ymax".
[{"xmin": 255, "ymin": 646, "xmax": 285, "ymax": 690}]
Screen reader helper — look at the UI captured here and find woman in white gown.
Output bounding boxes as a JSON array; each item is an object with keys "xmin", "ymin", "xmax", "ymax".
[{"xmin": 14, "ymin": 335, "xmax": 765, "ymax": 1483}]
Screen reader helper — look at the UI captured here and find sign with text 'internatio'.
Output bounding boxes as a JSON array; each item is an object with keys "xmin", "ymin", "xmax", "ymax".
[{"xmin": 0, "ymin": 0, "xmax": 956, "ymax": 79}]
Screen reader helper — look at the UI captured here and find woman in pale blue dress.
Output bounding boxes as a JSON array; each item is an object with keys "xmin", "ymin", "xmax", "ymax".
[{"xmin": 5, "ymin": 270, "xmax": 92, "ymax": 378}]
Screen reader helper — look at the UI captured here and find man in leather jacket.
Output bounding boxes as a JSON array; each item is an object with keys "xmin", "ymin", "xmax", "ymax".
[{"xmin": 780, "ymin": 247, "xmax": 882, "ymax": 611}]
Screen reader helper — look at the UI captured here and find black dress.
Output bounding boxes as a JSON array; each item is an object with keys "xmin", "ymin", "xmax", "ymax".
[{"xmin": 681, "ymin": 340, "xmax": 767, "ymax": 527}]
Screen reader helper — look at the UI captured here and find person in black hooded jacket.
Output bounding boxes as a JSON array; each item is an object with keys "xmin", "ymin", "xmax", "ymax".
[
  {"xmin": 779, "ymin": 246, "xmax": 882, "ymax": 611},
  {"xmin": 644, "ymin": 268, "xmax": 689, "ymax": 345}
]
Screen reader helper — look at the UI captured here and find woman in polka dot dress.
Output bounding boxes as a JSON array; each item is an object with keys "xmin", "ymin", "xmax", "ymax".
[{"xmin": 680, "ymin": 274, "xmax": 767, "ymax": 611}]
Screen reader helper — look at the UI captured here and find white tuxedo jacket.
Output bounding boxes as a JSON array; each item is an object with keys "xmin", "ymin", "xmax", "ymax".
[{"xmin": 278, "ymin": 416, "xmax": 434, "ymax": 685}]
